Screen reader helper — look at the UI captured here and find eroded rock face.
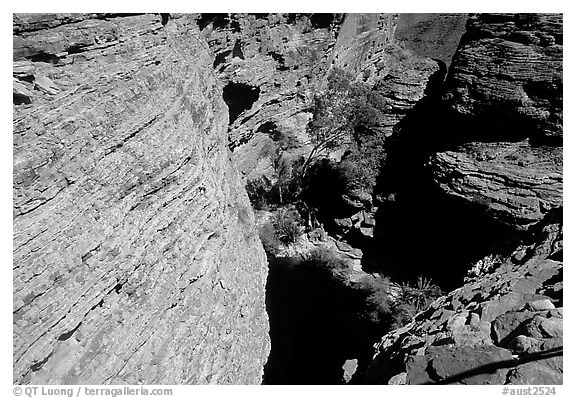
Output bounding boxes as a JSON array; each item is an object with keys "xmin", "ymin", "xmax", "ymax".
[
  {"xmin": 429, "ymin": 13, "xmax": 563, "ymax": 230},
  {"xmin": 431, "ymin": 141, "xmax": 562, "ymax": 229},
  {"xmin": 363, "ymin": 215, "xmax": 563, "ymax": 384},
  {"xmin": 331, "ymin": 14, "xmax": 397, "ymax": 84},
  {"xmin": 13, "ymin": 14, "xmax": 269, "ymax": 384},
  {"xmin": 394, "ymin": 14, "xmax": 469, "ymax": 68},
  {"xmin": 361, "ymin": 14, "xmax": 563, "ymax": 384},
  {"xmin": 444, "ymin": 13, "xmax": 563, "ymax": 141},
  {"xmin": 199, "ymin": 13, "xmax": 339, "ymax": 175}
]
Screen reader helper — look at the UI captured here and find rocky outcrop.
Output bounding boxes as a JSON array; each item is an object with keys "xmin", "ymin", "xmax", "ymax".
[
  {"xmin": 431, "ymin": 141, "xmax": 562, "ymax": 229},
  {"xmin": 13, "ymin": 14, "xmax": 269, "ymax": 384},
  {"xmin": 444, "ymin": 13, "xmax": 562, "ymax": 141},
  {"xmin": 363, "ymin": 215, "xmax": 563, "ymax": 384},
  {"xmin": 331, "ymin": 14, "xmax": 397, "ymax": 84},
  {"xmin": 198, "ymin": 13, "xmax": 339, "ymax": 182},
  {"xmin": 362, "ymin": 13, "xmax": 563, "ymax": 385},
  {"xmin": 394, "ymin": 14, "xmax": 468, "ymax": 68},
  {"xmin": 199, "ymin": 14, "xmax": 444, "ymax": 190},
  {"xmin": 429, "ymin": 13, "xmax": 563, "ymax": 230}
]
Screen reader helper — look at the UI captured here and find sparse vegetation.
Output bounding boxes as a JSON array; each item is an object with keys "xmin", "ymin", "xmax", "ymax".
[
  {"xmin": 273, "ymin": 208, "xmax": 302, "ymax": 244},
  {"xmin": 302, "ymin": 247, "xmax": 348, "ymax": 273},
  {"xmin": 355, "ymin": 275, "xmax": 394, "ymax": 324},
  {"xmin": 258, "ymin": 221, "xmax": 282, "ymax": 256},
  {"xmin": 391, "ymin": 275, "xmax": 443, "ymax": 328},
  {"xmin": 258, "ymin": 208, "xmax": 303, "ymax": 256}
]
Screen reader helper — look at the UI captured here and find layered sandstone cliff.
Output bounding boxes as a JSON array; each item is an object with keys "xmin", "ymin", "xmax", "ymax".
[
  {"xmin": 430, "ymin": 13, "xmax": 563, "ymax": 230},
  {"xmin": 13, "ymin": 13, "xmax": 269, "ymax": 384},
  {"xmin": 362, "ymin": 13, "xmax": 563, "ymax": 384}
]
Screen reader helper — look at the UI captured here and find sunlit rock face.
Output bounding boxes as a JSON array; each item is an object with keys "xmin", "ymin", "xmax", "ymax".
[
  {"xmin": 431, "ymin": 13, "xmax": 563, "ymax": 230},
  {"xmin": 363, "ymin": 214, "xmax": 563, "ymax": 385},
  {"xmin": 362, "ymin": 13, "xmax": 563, "ymax": 385},
  {"xmin": 13, "ymin": 13, "xmax": 269, "ymax": 384}
]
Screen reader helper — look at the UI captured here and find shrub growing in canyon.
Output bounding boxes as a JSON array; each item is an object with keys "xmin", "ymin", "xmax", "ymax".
[
  {"xmin": 355, "ymin": 276, "xmax": 394, "ymax": 325},
  {"xmin": 391, "ymin": 275, "xmax": 443, "ymax": 328},
  {"xmin": 259, "ymin": 221, "xmax": 282, "ymax": 256},
  {"xmin": 246, "ymin": 178, "xmax": 273, "ymax": 210},
  {"xmin": 273, "ymin": 209, "xmax": 302, "ymax": 244},
  {"xmin": 301, "ymin": 67, "xmax": 389, "ymax": 221},
  {"xmin": 258, "ymin": 209, "xmax": 303, "ymax": 255}
]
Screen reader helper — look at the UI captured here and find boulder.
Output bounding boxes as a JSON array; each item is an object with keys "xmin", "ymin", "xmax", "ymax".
[
  {"xmin": 342, "ymin": 359, "xmax": 358, "ymax": 383},
  {"xmin": 13, "ymin": 78, "xmax": 33, "ymax": 104},
  {"xmin": 13, "ymin": 60, "xmax": 36, "ymax": 77},
  {"xmin": 34, "ymin": 75, "xmax": 59, "ymax": 95},
  {"xmin": 528, "ymin": 299, "xmax": 555, "ymax": 311},
  {"xmin": 407, "ymin": 345, "xmax": 514, "ymax": 384}
]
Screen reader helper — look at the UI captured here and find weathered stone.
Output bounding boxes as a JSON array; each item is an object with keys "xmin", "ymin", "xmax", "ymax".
[
  {"xmin": 388, "ymin": 372, "xmax": 407, "ymax": 385},
  {"xmin": 13, "ymin": 60, "xmax": 36, "ymax": 77},
  {"xmin": 539, "ymin": 317, "xmax": 563, "ymax": 338},
  {"xmin": 351, "ymin": 211, "xmax": 364, "ymax": 226},
  {"xmin": 359, "ymin": 227, "xmax": 374, "ymax": 238},
  {"xmin": 548, "ymin": 308, "xmax": 563, "ymax": 318},
  {"xmin": 507, "ymin": 360, "xmax": 563, "ymax": 385},
  {"xmin": 508, "ymin": 335, "xmax": 544, "ymax": 354},
  {"xmin": 406, "ymin": 345, "xmax": 514, "ymax": 384},
  {"xmin": 478, "ymin": 292, "xmax": 527, "ymax": 322},
  {"xmin": 431, "ymin": 141, "xmax": 562, "ymax": 230},
  {"xmin": 34, "ymin": 75, "xmax": 59, "ymax": 95},
  {"xmin": 395, "ymin": 14, "xmax": 468, "ymax": 68},
  {"xmin": 334, "ymin": 217, "xmax": 353, "ymax": 229},
  {"xmin": 444, "ymin": 13, "xmax": 563, "ymax": 140},
  {"xmin": 451, "ymin": 322, "xmax": 492, "ymax": 347},
  {"xmin": 342, "ymin": 358, "xmax": 358, "ymax": 383},
  {"xmin": 492, "ymin": 311, "xmax": 539, "ymax": 345},
  {"xmin": 427, "ymin": 345, "xmax": 514, "ymax": 384},
  {"xmin": 13, "ymin": 78, "xmax": 33, "ymax": 104},
  {"xmin": 362, "ymin": 211, "xmax": 376, "ymax": 227},
  {"xmin": 13, "ymin": 14, "xmax": 269, "ymax": 385},
  {"xmin": 528, "ymin": 299, "xmax": 555, "ymax": 311},
  {"xmin": 405, "ymin": 354, "xmax": 431, "ymax": 384}
]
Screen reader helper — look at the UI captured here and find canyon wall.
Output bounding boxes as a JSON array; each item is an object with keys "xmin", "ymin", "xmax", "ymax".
[
  {"xmin": 432, "ymin": 13, "xmax": 563, "ymax": 230},
  {"xmin": 198, "ymin": 13, "xmax": 340, "ymax": 184},
  {"xmin": 13, "ymin": 14, "xmax": 269, "ymax": 384},
  {"xmin": 363, "ymin": 214, "xmax": 563, "ymax": 384},
  {"xmin": 363, "ymin": 13, "xmax": 563, "ymax": 384}
]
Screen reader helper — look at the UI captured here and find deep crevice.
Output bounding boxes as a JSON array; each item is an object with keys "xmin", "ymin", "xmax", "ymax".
[
  {"xmin": 262, "ymin": 257, "xmax": 386, "ymax": 384},
  {"xmin": 222, "ymin": 82, "xmax": 260, "ymax": 125}
]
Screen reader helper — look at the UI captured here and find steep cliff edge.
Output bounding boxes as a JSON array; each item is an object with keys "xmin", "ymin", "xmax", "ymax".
[
  {"xmin": 13, "ymin": 14, "xmax": 269, "ymax": 384},
  {"xmin": 363, "ymin": 213, "xmax": 562, "ymax": 384},
  {"xmin": 432, "ymin": 13, "xmax": 563, "ymax": 230},
  {"xmin": 362, "ymin": 13, "xmax": 563, "ymax": 384}
]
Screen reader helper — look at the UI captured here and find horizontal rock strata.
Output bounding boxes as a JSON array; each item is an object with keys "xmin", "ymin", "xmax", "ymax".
[
  {"xmin": 431, "ymin": 141, "xmax": 562, "ymax": 229},
  {"xmin": 430, "ymin": 13, "xmax": 563, "ymax": 230},
  {"xmin": 444, "ymin": 13, "xmax": 563, "ymax": 140},
  {"xmin": 13, "ymin": 13, "xmax": 269, "ymax": 384}
]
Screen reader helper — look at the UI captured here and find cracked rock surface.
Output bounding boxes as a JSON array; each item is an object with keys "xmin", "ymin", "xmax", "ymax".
[
  {"xmin": 362, "ymin": 13, "xmax": 563, "ymax": 385},
  {"xmin": 431, "ymin": 141, "xmax": 562, "ymax": 229},
  {"xmin": 430, "ymin": 13, "xmax": 563, "ymax": 230},
  {"xmin": 13, "ymin": 13, "xmax": 269, "ymax": 384},
  {"xmin": 363, "ymin": 215, "xmax": 563, "ymax": 384}
]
